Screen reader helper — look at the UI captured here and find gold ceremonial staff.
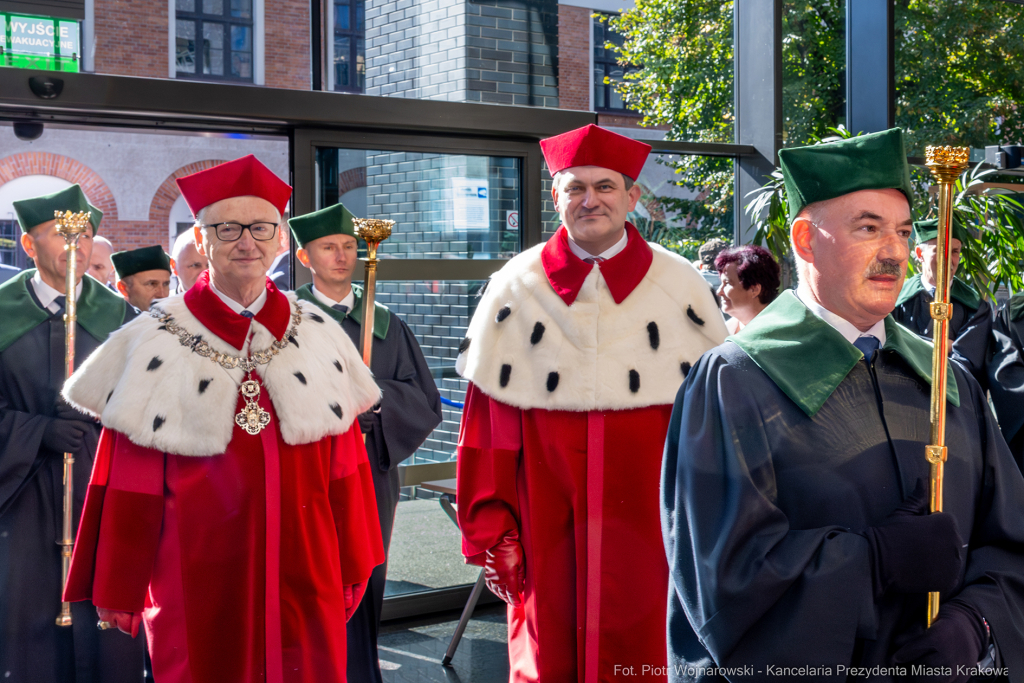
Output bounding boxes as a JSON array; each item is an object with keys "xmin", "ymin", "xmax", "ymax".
[
  {"xmin": 923, "ymin": 145, "xmax": 970, "ymax": 627},
  {"xmin": 353, "ymin": 218, "xmax": 393, "ymax": 367},
  {"xmin": 54, "ymin": 209, "xmax": 92, "ymax": 627}
]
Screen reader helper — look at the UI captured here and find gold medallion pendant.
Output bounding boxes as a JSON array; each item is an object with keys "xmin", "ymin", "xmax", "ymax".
[{"xmin": 235, "ymin": 376, "xmax": 271, "ymax": 435}]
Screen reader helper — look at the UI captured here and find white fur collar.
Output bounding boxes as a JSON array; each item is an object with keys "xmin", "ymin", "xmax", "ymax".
[
  {"xmin": 63, "ymin": 292, "xmax": 380, "ymax": 456},
  {"xmin": 456, "ymin": 242, "xmax": 728, "ymax": 411}
]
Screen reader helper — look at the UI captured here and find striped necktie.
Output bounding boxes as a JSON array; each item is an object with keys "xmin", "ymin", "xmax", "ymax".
[{"xmin": 583, "ymin": 256, "xmax": 605, "ymax": 265}]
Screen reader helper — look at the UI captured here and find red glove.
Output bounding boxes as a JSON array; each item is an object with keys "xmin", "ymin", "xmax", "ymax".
[
  {"xmin": 97, "ymin": 607, "xmax": 142, "ymax": 638},
  {"xmin": 344, "ymin": 581, "xmax": 368, "ymax": 622},
  {"xmin": 484, "ymin": 532, "xmax": 525, "ymax": 606}
]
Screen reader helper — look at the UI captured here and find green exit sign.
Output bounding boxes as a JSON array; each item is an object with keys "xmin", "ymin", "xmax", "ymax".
[{"xmin": 1, "ymin": 13, "xmax": 81, "ymax": 73}]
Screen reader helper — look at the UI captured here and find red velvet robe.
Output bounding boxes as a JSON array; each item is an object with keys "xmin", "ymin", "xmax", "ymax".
[
  {"xmin": 455, "ymin": 226, "xmax": 721, "ymax": 683},
  {"xmin": 63, "ymin": 278, "xmax": 384, "ymax": 683}
]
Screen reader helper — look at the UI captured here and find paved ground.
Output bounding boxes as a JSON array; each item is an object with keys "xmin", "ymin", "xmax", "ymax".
[
  {"xmin": 379, "ymin": 605, "xmax": 510, "ymax": 683},
  {"xmin": 385, "ymin": 499, "xmax": 481, "ymax": 596}
]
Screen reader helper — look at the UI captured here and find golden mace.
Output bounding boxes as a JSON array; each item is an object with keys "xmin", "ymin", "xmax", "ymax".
[
  {"xmin": 54, "ymin": 209, "xmax": 92, "ymax": 627},
  {"xmin": 923, "ymin": 145, "xmax": 970, "ymax": 627},
  {"xmin": 353, "ymin": 218, "xmax": 393, "ymax": 368}
]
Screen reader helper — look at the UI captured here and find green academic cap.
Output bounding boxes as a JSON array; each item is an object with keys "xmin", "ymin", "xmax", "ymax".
[
  {"xmin": 12, "ymin": 184, "xmax": 103, "ymax": 234},
  {"xmin": 111, "ymin": 245, "xmax": 172, "ymax": 280},
  {"xmin": 288, "ymin": 203, "xmax": 357, "ymax": 249},
  {"xmin": 778, "ymin": 128, "xmax": 914, "ymax": 223},
  {"xmin": 913, "ymin": 217, "xmax": 972, "ymax": 245}
]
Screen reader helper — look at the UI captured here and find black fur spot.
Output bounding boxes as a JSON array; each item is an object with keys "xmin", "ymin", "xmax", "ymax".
[
  {"xmin": 199, "ymin": 379, "xmax": 212, "ymax": 394},
  {"xmin": 458, "ymin": 337, "xmax": 471, "ymax": 354},
  {"xmin": 478, "ymin": 278, "xmax": 491, "ymax": 297},
  {"xmin": 687, "ymin": 306, "xmax": 705, "ymax": 326},
  {"xmin": 309, "ymin": 313, "xmax": 325, "ymax": 324},
  {"xmin": 499, "ymin": 364, "xmax": 512, "ymax": 388},
  {"xmin": 546, "ymin": 372, "xmax": 559, "ymax": 392},
  {"xmin": 147, "ymin": 356, "xmax": 163, "ymax": 371},
  {"xmin": 152, "ymin": 415, "xmax": 165, "ymax": 431},
  {"xmin": 157, "ymin": 325, "xmax": 168, "ymax": 331},
  {"xmin": 530, "ymin": 322, "xmax": 546, "ymax": 345},
  {"xmin": 294, "ymin": 372, "xmax": 307, "ymax": 385},
  {"xmin": 334, "ymin": 360, "xmax": 344, "ymax": 373},
  {"xmin": 288, "ymin": 336, "xmax": 300, "ymax": 348},
  {"xmin": 330, "ymin": 403, "xmax": 343, "ymax": 419},
  {"xmin": 106, "ymin": 391, "xmax": 113, "ymax": 404},
  {"xmin": 496, "ymin": 306, "xmax": 511, "ymax": 323},
  {"xmin": 680, "ymin": 362, "xmax": 691, "ymax": 377},
  {"xmin": 647, "ymin": 322, "xmax": 660, "ymax": 350},
  {"xmin": 629, "ymin": 369, "xmax": 640, "ymax": 393}
]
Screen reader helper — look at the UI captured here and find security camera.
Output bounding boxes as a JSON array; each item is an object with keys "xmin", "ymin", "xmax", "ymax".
[{"xmin": 13, "ymin": 122, "xmax": 44, "ymax": 141}]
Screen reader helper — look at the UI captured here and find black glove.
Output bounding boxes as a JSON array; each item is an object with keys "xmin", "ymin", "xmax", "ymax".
[
  {"xmin": 860, "ymin": 480, "xmax": 963, "ymax": 598},
  {"xmin": 41, "ymin": 417, "xmax": 92, "ymax": 453},
  {"xmin": 893, "ymin": 600, "xmax": 987, "ymax": 682},
  {"xmin": 357, "ymin": 401, "xmax": 381, "ymax": 434},
  {"xmin": 54, "ymin": 397, "xmax": 96, "ymax": 424}
]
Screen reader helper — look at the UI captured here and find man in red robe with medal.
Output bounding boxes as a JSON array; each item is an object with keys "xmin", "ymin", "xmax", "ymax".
[
  {"xmin": 60, "ymin": 155, "xmax": 385, "ymax": 683},
  {"xmin": 455, "ymin": 125, "xmax": 729, "ymax": 682}
]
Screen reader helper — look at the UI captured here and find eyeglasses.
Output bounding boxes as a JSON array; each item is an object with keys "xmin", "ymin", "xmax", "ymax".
[{"xmin": 202, "ymin": 222, "xmax": 279, "ymax": 242}]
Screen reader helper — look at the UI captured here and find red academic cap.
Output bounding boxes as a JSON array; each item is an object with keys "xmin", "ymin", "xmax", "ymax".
[
  {"xmin": 176, "ymin": 155, "xmax": 292, "ymax": 217},
  {"xmin": 540, "ymin": 124, "xmax": 651, "ymax": 180}
]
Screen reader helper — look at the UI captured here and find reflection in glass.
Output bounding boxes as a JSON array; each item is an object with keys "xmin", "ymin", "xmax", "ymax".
[
  {"xmin": 315, "ymin": 148, "xmax": 521, "ymax": 259},
  {"xmin": 230, "ymin": 0, "xmax": 251, "ymax": 19},
  {"xmin": 203, "ymin": 0, "xmax": 223, "ymax": 15},
  {"xmin": 334, "ymin": 36, "xmax": 351, "ymax": 88},
  {"xmin": 176, "ymin": 0, "xmax": 195, "ymax": 11},
  {"xmin": 175, "ymin": 20, "xmax": 196, "ymax": 73},
  {"xmin": 335, "ymin": 0, "xmax": 350, "ymax": 30},
  {"xmin": 203, "ymin": 23, "xmax": 224, "ymax": 75}
]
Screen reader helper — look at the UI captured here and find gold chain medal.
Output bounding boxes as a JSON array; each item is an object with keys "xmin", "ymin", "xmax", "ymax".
[{"xmin": 235, "ymin": 375, "xmax": 271, "ymax": 435}]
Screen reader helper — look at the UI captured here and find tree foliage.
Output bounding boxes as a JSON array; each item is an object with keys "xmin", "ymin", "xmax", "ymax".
[{"xmin": 609, "ymin": 0, "xmax": 1024, "ymax": 249}]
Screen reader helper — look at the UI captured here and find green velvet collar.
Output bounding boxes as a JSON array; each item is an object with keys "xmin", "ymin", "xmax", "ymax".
[
  {"xmin": 0, "ymin": 269, "xmax": 128, "ymax": 354},
  {"xmin": 295, "ymin": 283, "xmax": 390, "ymax": 340},
  {"xmin": 896, "ymin": 273, "xmax": 981, "ymax": 311},
  {"xmin": 731, "ymin": 290, "xmax": 959, "ymax": 417}
]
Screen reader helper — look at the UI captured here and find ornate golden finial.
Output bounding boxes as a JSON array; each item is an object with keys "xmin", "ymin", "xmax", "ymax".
[
  {"xmin": 353, "ymin": 218, "xmax": 394, "ymax": 259},
  {"xmin": 54, "ymin": 210, "xmax": 92, "ymax": 240},
  {"xmin": 925, "ymin": 146, "xmax": 971, "ymax": 183}
]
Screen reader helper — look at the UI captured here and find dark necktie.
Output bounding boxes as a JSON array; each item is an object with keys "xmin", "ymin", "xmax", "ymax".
[
  {"xmin": 332, "ymin": 304, "xmax": 350, "ymax": 314},
  {"xmin": 854, "ymin": 335, "xmax": 880, "ymax": 363},
  {"xmin": 240, "ymin": 310, "xmax": 255, "ymax": 319},
  {"xmin": 53, "ymin": 295, "xmax": 66, "ymax": 315}
]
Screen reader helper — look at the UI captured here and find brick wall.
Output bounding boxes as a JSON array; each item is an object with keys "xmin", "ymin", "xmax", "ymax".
[
  {"xmin": 94, "ymin": 0, "xmax": 168, "ymax": 78},
  {"xmin": 557, "ymin": 4, "xmax": 590, "ymax": 111},
  {"xmin": 466, "ymin": 0, "xmax": 558, "ymax": 107},
  {"xmin": 265, "ymin": 0, "xmax": 312, "ymax": 90}
]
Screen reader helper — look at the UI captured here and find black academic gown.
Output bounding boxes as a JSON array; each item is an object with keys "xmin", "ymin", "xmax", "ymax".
[
  {"xmin": 987, "ymin": 294, "xmax": 1024, "ymax": 472},
  {"xmin": 664, "ymin": 291, "xmax": 1024, "ymax": 682},
  {"xmin": 295, "ymin": 283, "xmax": 441, "ymax": 683},
  {"xmin": 0, "ymin": 270, "xmax": 142, "ymax": 683},
  {"xmin": 892, "ymin": 273, "xmax": 992, "ymax": 389}
]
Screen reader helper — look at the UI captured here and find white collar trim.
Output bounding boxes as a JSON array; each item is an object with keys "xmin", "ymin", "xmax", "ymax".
[{"xmin": 796, "ymin": 286, "xmax": 886, "ymax": 347}]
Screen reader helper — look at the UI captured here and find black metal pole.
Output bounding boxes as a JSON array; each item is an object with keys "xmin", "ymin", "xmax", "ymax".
[
  {"xmin": 846, "ymin": 0, "xmax": 894, "ymax": 134},
  {"xmin": 311, "ymin": 0, "xmax": 323, "ymax": 91}
]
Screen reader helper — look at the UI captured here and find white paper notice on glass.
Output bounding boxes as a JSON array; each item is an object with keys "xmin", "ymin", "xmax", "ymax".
[{"xmin": 452, "ymin": 178, "xmax": 490, "ymax": 231}]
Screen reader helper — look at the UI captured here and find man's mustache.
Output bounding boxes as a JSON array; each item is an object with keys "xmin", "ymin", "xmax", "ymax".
[{"xmin": 865, "ymin": 260, "xmax": 903, "ymax": 278}]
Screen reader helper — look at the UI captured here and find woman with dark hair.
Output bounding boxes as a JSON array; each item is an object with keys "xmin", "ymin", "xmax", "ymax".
[{"xmin": 714, "ymin": 244, "xmax": 781, "ymax": 334}]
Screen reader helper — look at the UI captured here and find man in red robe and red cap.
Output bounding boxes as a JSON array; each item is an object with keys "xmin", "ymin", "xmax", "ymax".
[
  {"xmin": 60, "ymin": 155, "xmax": 385, "ymax": 683},
  {"xmin": 455, "ymin": 125, "xmax": 728, "ymax": 682}
]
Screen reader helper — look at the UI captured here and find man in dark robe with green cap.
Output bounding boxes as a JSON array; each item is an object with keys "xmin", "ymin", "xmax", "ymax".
[
  {"xmin": 289, "ymin": 203, "xmax": 442, "ymax": 683},
  {"xmin": 892, "ymin": 217, "xmax": 992, "ymax": 388},
  {"xmin": 111, "ymin": 245, "xmax": 172, "ymax": 312},
  {"xmin": 0, "ymin": 184, "xmax": 142, "ymax": 682},
  {"xmin": 664, "ymin": 128, "xmax": 1024, "ymax": 681}
]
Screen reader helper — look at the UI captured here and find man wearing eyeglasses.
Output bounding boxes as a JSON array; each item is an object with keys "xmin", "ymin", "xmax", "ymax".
[{"xmin": 59, "ymin": 155, "xmax": 386, "ymax": 683}]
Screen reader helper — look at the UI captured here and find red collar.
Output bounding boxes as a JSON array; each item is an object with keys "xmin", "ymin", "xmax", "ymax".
[
  {"xmin": 184, "ymin": 271, "xmax": 292, "ymax": 351},
  {"xmin": 540, "ymin": 223, "xmax": 653, "ymax": 306}
]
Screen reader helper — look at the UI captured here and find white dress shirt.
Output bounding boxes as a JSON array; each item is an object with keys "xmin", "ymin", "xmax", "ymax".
[
  {"xmin": 31, "ymin": 273, "xmax": 83, "ymax": 314},
  {"xmin": 311, "ymin": 284, "xmax": 355, "ymax": 312},
  {"xmin": 567, "ymin": 228, "xmax": 629, "ymax": 262},
  {"xmin": 796, "ymin": 285, "xmax": 887, "ymax": 347},
  {"xmin": 209, "ymin": 279, "xmax": 267, "ymax": 317}
]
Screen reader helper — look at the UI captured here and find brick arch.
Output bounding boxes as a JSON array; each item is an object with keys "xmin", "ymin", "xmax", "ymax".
[
  {"xmin": 149, "ymin": 160, "xmax": 230, "ymax": 225},
  {"xmin": 337, "ymin": 167, "xmax": 366, "ymax": 197},
  {"xmin": 0, "ymin": 152, "xmax": 118, "ymax": 219}
]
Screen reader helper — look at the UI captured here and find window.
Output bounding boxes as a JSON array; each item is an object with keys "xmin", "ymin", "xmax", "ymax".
[
  {"xmin": 331, "ymin": 0, "xmax": 365, "ymax": 92},
  {"xmin": 176, "ymin": 0, "xmax": 254, "ymax": 82},
  {"xmin": 593, "ymin": 13, "xmax": 633, "ymax": 112},
  {"xmin": 0, "ymin": 219, "xmax": 21, "ymax": 268}
]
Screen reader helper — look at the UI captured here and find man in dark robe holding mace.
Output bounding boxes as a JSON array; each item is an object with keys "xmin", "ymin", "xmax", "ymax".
[
  {"xmin": 289, "ymin": 202, "xmax": 442, "ymax": 682},
  {"xmin": 664, "ymin": 129, "xmax": 1024, "ymax": 681},
  {"xmin": 0, "ymin": 184, "xmax": 141, "ymax": 682}
]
